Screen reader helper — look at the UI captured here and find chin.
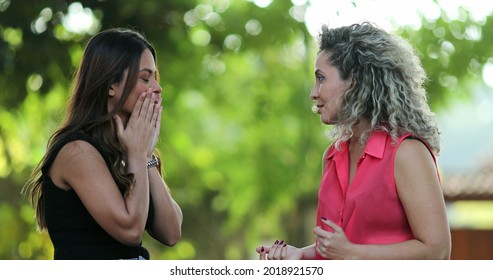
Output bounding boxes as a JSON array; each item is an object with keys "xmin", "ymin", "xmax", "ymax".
[{"xmin": 321, "ymin": 117, "xmax": 337, "ymax": 125}]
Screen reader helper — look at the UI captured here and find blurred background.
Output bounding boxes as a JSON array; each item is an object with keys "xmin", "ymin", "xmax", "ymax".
[{"xmin": 0, "ymin": 0, "xmax": 492, "ymax": 260}]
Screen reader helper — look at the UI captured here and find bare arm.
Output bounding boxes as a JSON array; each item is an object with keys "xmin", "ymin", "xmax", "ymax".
[
  {"xmin": 52, "ymin": 141, "xmax": 149, "ymax": 246},
  {"xmin": 140, "ymin": 95, "xmax": 182, "ymax": 246},
  {"xmin": 390, "ymin": 139, "xmax": 450, "ymax": 259},
  {"xmin": 300, "ymin": 244, "xmax": 317, "ymax": 260},
  {"xmin": 147, "ymin": 166, "xmax": 183, "ymax": 246}
]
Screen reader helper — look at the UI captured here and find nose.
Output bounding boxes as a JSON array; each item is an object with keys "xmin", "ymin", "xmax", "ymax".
[
  {"xmin": 151, "ymin": 81, "xmax": 162, "ymax": 95},
  {"xmin": 310, "ymin": 86, "xmax": 318, "ymax": 100}
]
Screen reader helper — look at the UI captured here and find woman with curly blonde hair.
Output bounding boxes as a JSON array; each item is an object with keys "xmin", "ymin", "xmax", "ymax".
[{"xmin": 257, "ymin": 22, "xmax": 451, "ymax": 260}]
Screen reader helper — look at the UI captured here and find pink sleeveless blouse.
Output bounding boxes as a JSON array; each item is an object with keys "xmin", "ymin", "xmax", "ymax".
[{"xmin": 315, "ymin": 131, "xmax": 437, "ymax": 259}]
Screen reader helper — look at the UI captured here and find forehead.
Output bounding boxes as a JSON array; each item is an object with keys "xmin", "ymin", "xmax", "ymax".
[
  {"xmin": 139, "ymin": 48, "xmax": 156, "ymax": 67},
  {"xmin": 314, "ymin": 50, "xmax": 331, "ymax": 69}
]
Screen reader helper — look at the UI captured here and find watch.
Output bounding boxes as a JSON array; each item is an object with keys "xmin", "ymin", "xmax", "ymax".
[{"xmin": 146, "ymin": 155, "xmax": 159, "ymax": 169}]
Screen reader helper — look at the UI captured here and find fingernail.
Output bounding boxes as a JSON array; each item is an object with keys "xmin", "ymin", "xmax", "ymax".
[
  {"xmin": 321, "ymin": 217, "xmax": 327, "ymax": 221},
  {"xmin": 283, "ymin": 244, "xmax": 287, "ymax": 247},
  {"xmin": 274, "ymin": 240, "xmax": 279, "ymax": 245},
  {"xmin": 279, "ymin": 240, "xmax": 284, "ymax": 245},
  {"xmin": 261, "ymin": 246, "xmax": 264, "ymax": 252}
]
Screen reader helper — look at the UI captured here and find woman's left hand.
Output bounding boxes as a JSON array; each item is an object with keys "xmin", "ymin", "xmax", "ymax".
[{"xmin": 313, "ymin": 218, "xmax": 354, "ymax": 259}]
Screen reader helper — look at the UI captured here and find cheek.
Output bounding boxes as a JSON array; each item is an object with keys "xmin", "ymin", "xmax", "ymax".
[
  {"xmin": 334, "ymin": 95, "xmax": 344, "ymax": 107},
  {"xmin": 331, "ymin": 96, "xmax": 345, "ymax": 115},
  {"xmin": 135, "ymin": 83, "xmax": 148, "ymax": 93},
  {"xmin": 121, "ymin": 93, "xmax": 138, "ymax": 111},
  {"xmin": 134, "ymin": 79, "xmax": 152, "ymax": 92}
]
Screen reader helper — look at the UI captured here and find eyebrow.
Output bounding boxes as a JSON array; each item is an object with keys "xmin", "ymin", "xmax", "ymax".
[
  {"xmin": 139, "ymin": 68, "xmax": 156, "ymax": 74},
  {"xmin": 140, "ymin": 68, "xmax": 159, "ymax": 81}
]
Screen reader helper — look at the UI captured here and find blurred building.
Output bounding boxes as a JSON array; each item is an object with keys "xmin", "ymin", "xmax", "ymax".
[{"xmin": 442, "ymin": 153, "xmax": 493, "ymax": 259}]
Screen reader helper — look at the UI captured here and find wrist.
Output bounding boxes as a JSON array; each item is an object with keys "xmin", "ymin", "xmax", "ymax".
[{"xmin": 126, "ymin": 152, "xmax": 147, "ymax": 166}]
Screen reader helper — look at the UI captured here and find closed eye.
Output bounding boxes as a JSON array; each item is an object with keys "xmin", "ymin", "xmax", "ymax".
[{"xmin": 139, "ymin": 68, "xmax": 156, "ymax": 83}]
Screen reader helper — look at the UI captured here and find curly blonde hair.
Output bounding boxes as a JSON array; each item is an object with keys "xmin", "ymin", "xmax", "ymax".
[{"xmin": 317, "ymin": 22, "xmax": 440, "ymax": 154}]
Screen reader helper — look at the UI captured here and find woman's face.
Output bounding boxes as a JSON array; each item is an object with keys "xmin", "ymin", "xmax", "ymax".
[
  {"xmin": 108, "ymin": 48, "xmax": 162, "ymax": 124},
  {"xmin": 310, "ymin": 50, "xmax": 351, "ymax": 125}
]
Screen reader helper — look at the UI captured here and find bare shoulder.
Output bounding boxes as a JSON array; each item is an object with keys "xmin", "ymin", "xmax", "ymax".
[
  {"xmin": 395, "ymin": 138, "xmax": 434, "ymax": 167},
  {"xmin": 59, "ymin": 140, "xmax": 102, "ymax": 158},
  {"xmin": 394, "ymin": 138, "xmax": 439, "ymax": 192},
  {"xmin": 56, "ymin": 140, "xmax": 107, "ymax": 170},
  {"xmin": 50, "ymin": 140, "xmax": 107, "ymax": 190}
]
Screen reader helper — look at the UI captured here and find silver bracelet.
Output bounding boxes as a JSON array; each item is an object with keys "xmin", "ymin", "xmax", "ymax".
[{"xmin": 146, "ymin": 155, "xmax": 159, "ymax": 169}]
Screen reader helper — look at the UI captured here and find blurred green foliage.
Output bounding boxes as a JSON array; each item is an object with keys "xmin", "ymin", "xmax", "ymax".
[{"xmin": 0, "ymin": 0, "xmax": 492, "ymax": 259}]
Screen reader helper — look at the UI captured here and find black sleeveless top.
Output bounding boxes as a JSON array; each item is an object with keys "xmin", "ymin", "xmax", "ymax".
[{"xmin": 41, "ymin": 133, "xmax": 153, "ymax": 260}]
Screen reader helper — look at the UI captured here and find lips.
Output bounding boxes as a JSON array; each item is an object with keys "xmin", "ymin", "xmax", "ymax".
[{"xmin": 312, "ymin": 104, "xmax": 322, "ymax": 114}]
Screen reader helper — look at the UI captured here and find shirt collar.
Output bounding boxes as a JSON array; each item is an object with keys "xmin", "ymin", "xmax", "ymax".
[
  {"xmin": 325, "ymin": 130, "xmax": 388, "ymax": 160},
  {"xmin": 364, "ymin": 130, "xmax": 387, "ymax": 159}
]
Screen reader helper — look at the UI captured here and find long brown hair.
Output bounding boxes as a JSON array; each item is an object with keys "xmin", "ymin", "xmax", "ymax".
[{"xmin": 23, "ymin": 28, "xmax": 158, "ymax": 230}]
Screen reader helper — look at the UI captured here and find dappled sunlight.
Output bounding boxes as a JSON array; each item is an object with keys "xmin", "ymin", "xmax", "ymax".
[
  {"xmin": 190, "ymin": 27, "xmax": 212, "ymax": 46},
  {"xmin": 1, "ymin": 0, "xmax": 492, "ymax": 260},
  {"xmin": 62, "ymin": 2, "xmax": 99, "ymax": 35},
  {"xmin": 483, "ymin": 61, "xmax": 493, "ymax": 87},
  {"xmin": 247, "ymin": 0, "xmax": 273, "ymax": 9}
]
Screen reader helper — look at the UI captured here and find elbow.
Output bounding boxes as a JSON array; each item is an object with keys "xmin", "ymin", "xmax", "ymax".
[
  {"xmin": 162, "ymin": 209, "xmax": 183, "ymax": 246},
  {"xmin": 107, "ymin": 213, "xmax": 147, "ymax": 246},
  {"xmin": 437, "ymin": 232, "xmax": 452, "ymax": 260},
  {"xmin": 437, "ymin": 242, "xmax": 452, "ymax": 260},
  {"xmin": 119, "ymin": 227, "xmax": 145, "ymax": 246},
  {"xmin": 432, "ymin": 247, "xmax": 450, "ymax": 260},
  {"xmin": 427, "ymin": 239, "xmax": 451, "ymax": 260},
  {"xmin": 148, "ymin": 225, "xmax": 182, "ymax": 246},
  {"xmin": 164, "ymin": 228, "xmax": 182, "ymax": 247},
  {"xmin": 165, "ymin": 239, "xmax": 179, "ymax": 247},
  {"xmin": 112, "ymin": 220, "xmax": 146, "ymax": 246}
]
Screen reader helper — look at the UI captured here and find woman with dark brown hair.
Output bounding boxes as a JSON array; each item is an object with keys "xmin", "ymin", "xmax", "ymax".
[{"xmin": 24, "ymin": 28, "xmax": 182, "ymax": 260}]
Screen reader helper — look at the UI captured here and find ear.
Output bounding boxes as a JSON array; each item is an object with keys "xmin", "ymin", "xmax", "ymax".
[{"xmin": 108, "ymin": 83, "xmax": 118, "ymax": 97}]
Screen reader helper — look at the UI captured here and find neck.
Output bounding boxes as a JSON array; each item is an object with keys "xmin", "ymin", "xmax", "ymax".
[
  {"xmin": 116, "ymin": 112, "xmax": 129, "ymax": 128},
  {"xmin": 349, "ymin": 118, "xmax": 371, "ymax": 147}
]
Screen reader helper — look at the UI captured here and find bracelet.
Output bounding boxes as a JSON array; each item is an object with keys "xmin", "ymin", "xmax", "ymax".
[{"xmin": 146, "ymin": 155, "xmax": 159, "ymax": 169}]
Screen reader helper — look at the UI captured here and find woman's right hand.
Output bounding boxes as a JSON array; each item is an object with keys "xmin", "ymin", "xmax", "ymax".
[
  {"xmin": 114, "ymin": 90, "xmax": 161, "ymax": 157},
  {"xmin": 256, "ymin": 240, "xmax": 304, "ymax": 260}
]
